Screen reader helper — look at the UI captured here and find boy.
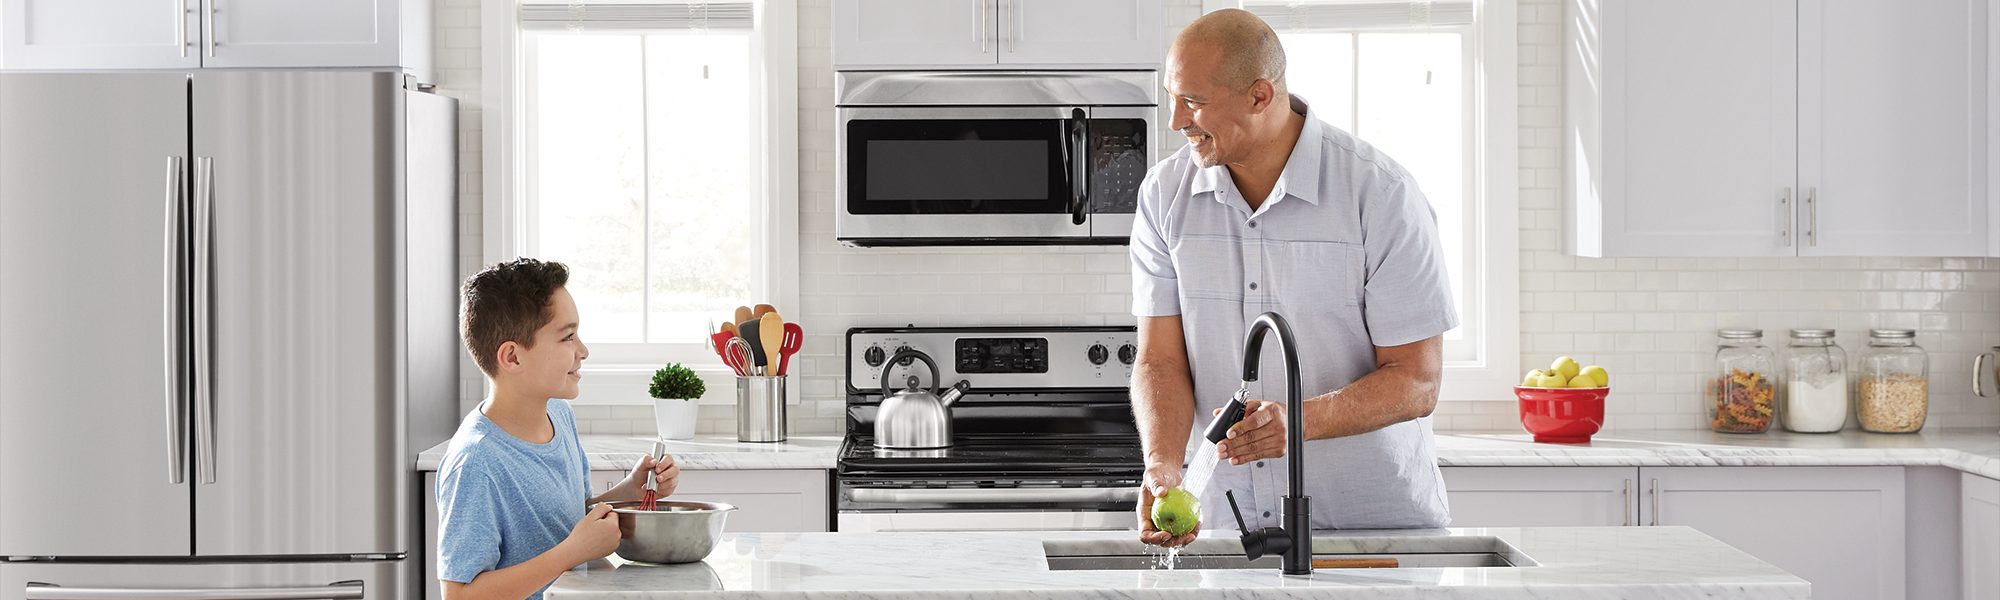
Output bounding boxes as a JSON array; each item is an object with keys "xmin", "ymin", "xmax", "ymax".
[{"xmin": 436, "ymin": 258, "xmax": 681, "ymax": 599}]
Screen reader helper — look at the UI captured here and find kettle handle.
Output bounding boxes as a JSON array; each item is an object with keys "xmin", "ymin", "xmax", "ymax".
[{"xmin": 881, "ymin": 349, "xmax": 940, "ymax": 397}]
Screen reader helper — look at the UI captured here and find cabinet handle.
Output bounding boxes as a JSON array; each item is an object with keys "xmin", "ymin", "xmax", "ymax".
[
  {"xmin": 202, "ymin": 0, "xmax": 215, "ymax": 58},
  {"xmin": 1805, "ymin": 187, "xmax": 1817, "ymax": 247},
  {"xmin": 1777, "ymin": 187, "xmax": 1792, "ymax": 247},
  {"xmin": 1622, "ymin": 478, "xmax": 1632, "ymax": 526},
  {"xmin": 175, "ymin": 0, "xmax": 187, "ymax": 57},
  {"xmin": 976, "ymin": 0, "xmax": 987, "ymax": 54},
  {"xmin": 1003, "ymin": 0, "xmax": 1013, "ymax": 53},
  {"xmin": 1649, "ymin": 478, "xmax": 1660, "ymax": 526}
]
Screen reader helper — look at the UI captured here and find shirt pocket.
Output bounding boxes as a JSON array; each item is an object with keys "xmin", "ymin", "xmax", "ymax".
[{"xmin": 1273, "ymin": 240, "xmax": 1363, "ymax": 310}]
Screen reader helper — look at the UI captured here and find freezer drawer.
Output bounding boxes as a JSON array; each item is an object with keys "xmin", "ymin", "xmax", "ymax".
[{"xmin": 2, "ymin": 561, "xmax": 400, "ymax": 600}]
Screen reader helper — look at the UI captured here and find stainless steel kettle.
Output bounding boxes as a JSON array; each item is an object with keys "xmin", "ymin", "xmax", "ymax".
[{"xmin": 874, "ymin": 349, "xmax": 970, "ymax": 449}]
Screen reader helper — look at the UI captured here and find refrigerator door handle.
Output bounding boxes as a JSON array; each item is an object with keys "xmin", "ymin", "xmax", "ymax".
[
  {"xmin": 193, "ymin": 156, "xmax": 216, "ymax": 485},
  {"xmin": 25, "ymin": 582, "xmax": 363, "ymax": 600},
  {"xmin": 164, "ymin": 156, "xmax": 187, "ymax": 485}
]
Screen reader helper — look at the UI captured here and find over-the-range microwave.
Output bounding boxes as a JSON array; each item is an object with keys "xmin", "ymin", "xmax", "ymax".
[{"xmin": 834, "ymin": 71, "xmax": 1157, "ymax": 246}]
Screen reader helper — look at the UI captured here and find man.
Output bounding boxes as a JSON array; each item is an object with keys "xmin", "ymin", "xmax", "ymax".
[{"xmin": 1130, "ymin": 9, "xmax": 1457, "ymax": 547}]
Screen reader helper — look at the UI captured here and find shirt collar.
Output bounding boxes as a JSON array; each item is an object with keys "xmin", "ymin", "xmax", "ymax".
[{"xmin": 1191, "ymin": 94, "xmax": 1324, "ymax": 207}]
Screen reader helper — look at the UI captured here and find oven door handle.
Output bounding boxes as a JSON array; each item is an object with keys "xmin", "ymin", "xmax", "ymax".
[
  {"xmin": 850, "ymin": 487, "xmax": 1138, "ymax": 505},
  {"xmin": 1067, "ymin": 107, "xmax": 1089, "ymax": 226}
]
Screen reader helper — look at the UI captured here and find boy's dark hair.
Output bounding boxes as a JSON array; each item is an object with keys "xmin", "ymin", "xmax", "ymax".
[{"xmin": 460, "ymin": 258, "xmax": 570, "ymax": 377}]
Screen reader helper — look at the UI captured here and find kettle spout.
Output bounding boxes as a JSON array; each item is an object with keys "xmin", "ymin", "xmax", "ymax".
[{"xmin": 939, "ymin": 380, "xmax": 972, "ymax": 407}]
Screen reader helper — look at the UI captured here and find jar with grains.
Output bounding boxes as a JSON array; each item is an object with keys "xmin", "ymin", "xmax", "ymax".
[
  {"xmin": 1710, "ymin": 329, "xmax": 1777, "ymax": 433},
  {"xmin": 1782, "ymin": 329, "xmax": 1847, "ymax": 433},
  {"xmin": 1855, "ymin": 329, "xmax": 1927, "ymax": 433}
]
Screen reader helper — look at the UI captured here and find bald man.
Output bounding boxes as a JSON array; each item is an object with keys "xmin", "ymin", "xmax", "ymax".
[{"xmin": 1129, "ymin": 9, "xmax": 1457, "ymax": 546}]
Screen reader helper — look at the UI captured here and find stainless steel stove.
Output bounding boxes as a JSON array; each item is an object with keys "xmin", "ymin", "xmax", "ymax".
[{"xmin": 837, "ymin": 325, "xmax": 1143, "ymax": 532}]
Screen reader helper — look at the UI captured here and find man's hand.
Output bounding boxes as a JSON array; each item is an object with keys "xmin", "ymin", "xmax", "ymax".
[
  {"xmin": 559, "ymin": 503, "xmax": 621, "ymax": 564},
  {"xmin": 1214, "ymin": 400, "xmax": 1287, "ymax": 464},
  {"xmin": 1137, "ymin": 462, "xmax": 1199, "ymax": 548}
]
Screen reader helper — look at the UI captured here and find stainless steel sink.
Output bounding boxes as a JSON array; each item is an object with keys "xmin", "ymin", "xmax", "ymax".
[{"xmin": 1042, "ymin": 535, "xmax": 1537, "ymax": 571}]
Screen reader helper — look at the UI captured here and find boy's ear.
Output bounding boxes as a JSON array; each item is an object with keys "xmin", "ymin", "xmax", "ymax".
[{"xmin": 494, "ymin": 340, "xmax": 523, "ymax": 374}]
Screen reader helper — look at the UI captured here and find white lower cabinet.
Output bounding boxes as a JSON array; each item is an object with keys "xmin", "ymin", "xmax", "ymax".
[
  {"xmin": 1966, "ymin": 474, "xmax": 2000, "ymax": 600},
  {"xmin": 1443, "ymin": 466, "xmax": 1906, "ymax": 600},
  {"xmin": 422, "ymin": 469, "xmax": 829, "ymax": 600}
]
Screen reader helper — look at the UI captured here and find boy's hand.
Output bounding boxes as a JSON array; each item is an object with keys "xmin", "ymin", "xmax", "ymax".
[
  {"xmin": 561, "ymin": 503, "xmax": 620, "ymax": 563},
  {"xmin": 618, "ymin": 453, "xmax": 681, "ymax": 499}
]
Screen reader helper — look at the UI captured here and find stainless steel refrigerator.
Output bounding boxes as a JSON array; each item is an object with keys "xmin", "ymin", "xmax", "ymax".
[{"xmin": 0, "ymin": 71, "xmax": 459, "ymax": 600}]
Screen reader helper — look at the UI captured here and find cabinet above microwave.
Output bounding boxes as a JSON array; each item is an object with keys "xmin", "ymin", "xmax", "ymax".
[
  {"xmin": 832, "ymin": 0, "xmax": 1164, "ymax": 70},
  {"xmin": 835, "ymin": 71, "xmax": 1156, "ymax": 247}
]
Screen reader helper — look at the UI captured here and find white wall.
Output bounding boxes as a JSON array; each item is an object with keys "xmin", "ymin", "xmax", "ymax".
[{"xmin": 433, "ymin": 0, "xmax": 2000, "ymax": 436}]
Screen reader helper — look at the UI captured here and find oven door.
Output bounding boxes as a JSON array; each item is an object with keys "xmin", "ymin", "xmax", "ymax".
[
  {"xmin": 1084, "ymin": 106, "xmax": 1154, "ymax": 240},
  {"xmin": 835, "ymin": 477, "xmax": 1139, "ymax": 532},
  {"xmin": 837, "ymin": 510, "xmax": 1133, "ymax": 533},
  {"xmin": 837, "ymin": 106, "xmax": 1092, "ymax": 244}
]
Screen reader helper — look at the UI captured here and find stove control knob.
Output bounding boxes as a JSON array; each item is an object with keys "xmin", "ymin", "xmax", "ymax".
[
  {"xmin": 894, "ymin": 346, "xmax": 915, "ymax": 366},
  {"xmin": 863, "ymin": 346, "xmax": 886, "ymax": 367},
  {"xmin": 1117, "ymin": 343, "xmax": 1137, "ymax": 365},
  {"xmin": 1087, "ymin": 344, "xmax": 1109, "ymax": 366}
]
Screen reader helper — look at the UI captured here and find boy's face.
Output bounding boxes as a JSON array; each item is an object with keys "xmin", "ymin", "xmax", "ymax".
[{"xmin": 498, "ymin": 286, "xmax": 589, "ymax": 400}]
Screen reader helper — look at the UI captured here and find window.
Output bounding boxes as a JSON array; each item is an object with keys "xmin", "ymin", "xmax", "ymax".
[
  {"xmin": 502, "ymin": 1, "xmax": 797, "ymax": 403},
  {"xmin": 1238, "ymin": 0, "xmax": 1518, "ymax": 400}
]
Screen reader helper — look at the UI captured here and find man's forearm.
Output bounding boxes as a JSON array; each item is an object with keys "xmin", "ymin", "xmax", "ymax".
[
  {"xmin": 1301, "ymin": 362, "xmax": 1440, "ymax": 441},
  {"xmin": 1133, "ymin": 358, "xmax": 1198, "ymax": 468},
  {"xmin": 444, "ymin": 544, "xmax": 580, "ymax": 600}
]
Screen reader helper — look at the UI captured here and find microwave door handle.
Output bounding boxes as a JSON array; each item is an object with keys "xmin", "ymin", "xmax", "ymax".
[{"xmin": 1068, "ymin": 108, "xmax": 1088, "ymax": 226}]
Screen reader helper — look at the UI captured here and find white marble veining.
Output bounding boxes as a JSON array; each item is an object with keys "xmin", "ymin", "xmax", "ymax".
[
  {"xmin": 415, "ymin": 435, "xmax": 843, "ymax": 471},
  {"xmin": 547, "ymin": 527, "xmax": 1806, "ymax": 599},
  {"xmin": 1434, "ymin": 428, "xmax": 2000, "ymax": 480}
]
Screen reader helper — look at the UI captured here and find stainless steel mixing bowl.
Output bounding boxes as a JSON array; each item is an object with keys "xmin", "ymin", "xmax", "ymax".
[{"xmin": 608, "ymin": 500, "xmax": 736, "ymax": 564}]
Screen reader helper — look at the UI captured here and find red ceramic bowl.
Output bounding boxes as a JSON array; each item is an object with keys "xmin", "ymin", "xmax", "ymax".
[{"xmin": 1514, "ymin": 386, "xmax": 1609, "ymax": 443}]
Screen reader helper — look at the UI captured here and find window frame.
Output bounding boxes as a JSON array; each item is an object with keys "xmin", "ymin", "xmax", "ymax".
[
  {"xmin": 484, "ymin": 0, "xmax": 798, "ymax": 405},
  {"xmin": 1220, "ymin": 0, "xmax": 1519, "ymax": 401}
]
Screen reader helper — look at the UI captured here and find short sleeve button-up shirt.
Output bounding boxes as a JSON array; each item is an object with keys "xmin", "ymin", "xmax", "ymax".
[{"xmin": 1129, "ymin": 95, "xmax": 1458, "ymax": 530}]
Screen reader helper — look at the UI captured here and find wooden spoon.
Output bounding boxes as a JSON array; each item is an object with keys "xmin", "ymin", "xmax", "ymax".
[
  {"xmin": 752, "ymin": 304, "xmax": 776, "ymax": 319},
  {"xmin": 759, "ymin": 312, "xmax": 784, "ymax": 373},
  {"xmin": 733, "ymin": 306, "xmax": 753, "ymax": 326},
  {"xmin": 720, "ymin": 321, "xmax": 738, "ymax": 338}
]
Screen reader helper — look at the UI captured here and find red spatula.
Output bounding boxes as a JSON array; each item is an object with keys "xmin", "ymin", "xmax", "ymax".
[
  {"xmin": 776, "ymin": 322, "xmax": 803, "ymax": 376},
  {"xmin": 709, "ymin": 330, "xmax": 744, "ymax": 376}
]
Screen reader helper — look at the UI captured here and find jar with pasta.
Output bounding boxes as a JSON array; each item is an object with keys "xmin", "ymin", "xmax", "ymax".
[
  {"xmin": 1710, "ymin": 329, "xmax": 1777, "ymax": 433},
  {"xmin": 1855, "ymin": 329, "xmax": 1928, "ymax": 433}
]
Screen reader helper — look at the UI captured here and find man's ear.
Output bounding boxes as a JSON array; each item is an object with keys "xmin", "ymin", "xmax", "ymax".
[
  {"xmin": 1247, "ymin": 78, "xmax": 1278, "ymax": 113},
  {"xmin": 495, "ymin": 340, "xmax": 522, "ymax": 374}
]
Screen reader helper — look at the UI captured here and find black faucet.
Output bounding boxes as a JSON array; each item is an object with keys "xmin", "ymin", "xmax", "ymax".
[{"xmin": 1213, "ymin": 311, "xmax": 1311, "ymax": 576}]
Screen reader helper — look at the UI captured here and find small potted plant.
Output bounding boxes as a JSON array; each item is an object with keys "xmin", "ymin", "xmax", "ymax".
[{"xmin": 649, "ymin": 362, "xmax": 705, "ymax": 440}]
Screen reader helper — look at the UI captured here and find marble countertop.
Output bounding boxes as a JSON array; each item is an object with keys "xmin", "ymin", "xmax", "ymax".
[
  {"xmin": 416, "ymin": 435, "xmax": 844, "ymax": 471},
  {"xmin": 417, "ymin": 428, "xmax": 2000, "ymax": 480},
  {"xmin": 547, "ymin": 527, "xmax": 1806, "ymax": 599}
]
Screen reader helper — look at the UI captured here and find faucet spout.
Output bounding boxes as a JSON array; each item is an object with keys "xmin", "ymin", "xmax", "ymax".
[{"xmin": 1229, "ymin": 312, "xmax": 1312, "ymax": 576}]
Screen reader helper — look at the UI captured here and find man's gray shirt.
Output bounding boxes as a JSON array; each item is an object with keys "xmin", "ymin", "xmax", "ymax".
[{"xmin": 1130, "ymin": 95, "xmax": 1458, "ymax": 530}]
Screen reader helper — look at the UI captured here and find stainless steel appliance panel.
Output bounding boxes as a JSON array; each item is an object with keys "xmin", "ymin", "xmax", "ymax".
[
  {"xmin": 836, "ymin": 71, "xmax": 1157, "ymax": 107},
  {"xmin": 1083, "ymin": 105, "xmax": 1154, "ymax": 239},
  {"xmin": 0, "ymin": 73, "xmax": 194, "ymax": 558},
  {"xmin": 847, "ymin": 328, "xmax": 1136, "ymax": 392},
  {"xmin": 191, "ymin": 71, "xmax": 404, "ymax": 556},
  {"xmin": 3, "ymin": 561, "xmax": 397, "ymax": 600}
]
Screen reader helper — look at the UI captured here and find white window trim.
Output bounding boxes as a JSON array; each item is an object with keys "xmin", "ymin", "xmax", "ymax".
[
  {"xmin": 483, "ymin": 0, "xmax": 798, "ymax": 405},
  {"xmin": 1213, "ymin": 0, "xmax": 1519, "ymax": 401}
]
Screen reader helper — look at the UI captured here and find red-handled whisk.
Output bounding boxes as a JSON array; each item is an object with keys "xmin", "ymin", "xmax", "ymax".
[{"xmin": 639, "ymin": 440, "xmax": 666, "ymax": 511}]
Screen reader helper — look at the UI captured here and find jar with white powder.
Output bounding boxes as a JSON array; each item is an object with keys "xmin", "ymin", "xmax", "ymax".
[{"xmin": 1782, "ymin": 329, "xmax": 1847, "ymax": 433}]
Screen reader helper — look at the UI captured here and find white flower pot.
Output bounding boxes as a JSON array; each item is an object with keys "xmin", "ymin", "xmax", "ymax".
[{"xmin": 653, "ymin": 398, "xmax": 698, "ymax": 440}]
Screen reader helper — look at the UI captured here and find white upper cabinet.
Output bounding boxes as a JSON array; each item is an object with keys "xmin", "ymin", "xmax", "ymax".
[
  {"xmin": 0, "ymin": 0, "xmax": 201, "ymax": 70},
  {"xmin": 833, "ymin": 0, "xmax": 1161, "ymax": 69},
  {"xmin": 1566, "ymin": 0, "xmax": 1990, "ymax": 258},
  {"xmin": 0, "ymin": 0, "xmax": 431, "ymax": 78}
]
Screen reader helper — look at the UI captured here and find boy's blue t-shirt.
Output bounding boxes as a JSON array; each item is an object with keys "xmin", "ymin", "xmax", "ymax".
[{"xmin": 435, "ymin": 399, "xmax": 592, "ymax": 598}]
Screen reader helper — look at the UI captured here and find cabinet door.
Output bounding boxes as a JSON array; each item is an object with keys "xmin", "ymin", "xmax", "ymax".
[
  {"xmin": 1966, "ymin": 474, "xmax": 2000, "ymax": 600},
  {"xmin": 1645, "ymin": 466, "xmax": 1904, "ymax": 600},
  {"xmin": 1800, "ymin": 0, "xmax": 1988, "ymax": 257},
  {"xmin": 197, "ymin": 0, "xmax": 399, "ymax": 69},
  {"xmin": 0, "ymin": 0, "xmax": 200, "ymax": 69},
  {"xmin": 593, "ymin": 469, "xmax": 830, "ymax": 533},
  {"xmin": 833, "ymin": 0, "xmax": 993, "ymax": 68},
  {"xmin": 1440, "ymin": 467, "xmax": 1637, "ymax": 527},
  {"xmin": 1000, "ymin": 0, "xmax": 1161, "ymax": 67},
  {"xmin": 1570, "ymin": 0, "xmax": 1797, "ymax": 257}
]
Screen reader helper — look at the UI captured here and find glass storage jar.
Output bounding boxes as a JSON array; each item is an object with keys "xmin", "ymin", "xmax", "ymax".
[
  {"xmin": 1855, "ymin": 329, "xmax": 1928, "ymax": 433},
  {"xmin": 1782, "ymin": 329, "xmax": 1847, "ymax": 433},
  {"xmin": 1710, "ymin": 329, "xmax": 1778, "ymax": 433}
]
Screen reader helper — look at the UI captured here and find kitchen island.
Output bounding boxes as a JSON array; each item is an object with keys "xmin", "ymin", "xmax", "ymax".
[{"xmin": 546, "ymin": 527, "xmax": 1806, "ymax": 599}]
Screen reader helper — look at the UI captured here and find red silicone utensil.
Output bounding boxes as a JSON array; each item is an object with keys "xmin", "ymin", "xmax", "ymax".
[
  {"xmin": 709, "ymin": 330, "xmax": 744, "ymax": 376},
  {"xmin": 776, "ymin": 323, "xmax": 803, "ymax": 376}
]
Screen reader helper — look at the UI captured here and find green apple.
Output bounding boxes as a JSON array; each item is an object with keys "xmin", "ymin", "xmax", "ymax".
[
  {"xmin": 1522, "ymin": 369, "xmax": 1547, "ymax": 386},
  {"xmin": 1567, "ymin": 373, "xmax": 1602, "ymax": 389},
  {"xmin": 1151, "ymin": 487, "xmax": 1201, "ymax": 537},
  {"xmin": 1580, "ymin": 365, "xmax": 1610, "ymax": 387},
  {"xmin": 1551, "ymin": 356, "xmax": 1582, "ymax": 381},
  {"xmin": 1532, "ymin": 371, "xmax": 1568, "ymax": 388}
]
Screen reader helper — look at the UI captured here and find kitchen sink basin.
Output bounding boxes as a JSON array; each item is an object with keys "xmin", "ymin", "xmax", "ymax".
[{"xmin": 1041, "ymin": 534, "xmax": 1537, "ymax": 571}]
